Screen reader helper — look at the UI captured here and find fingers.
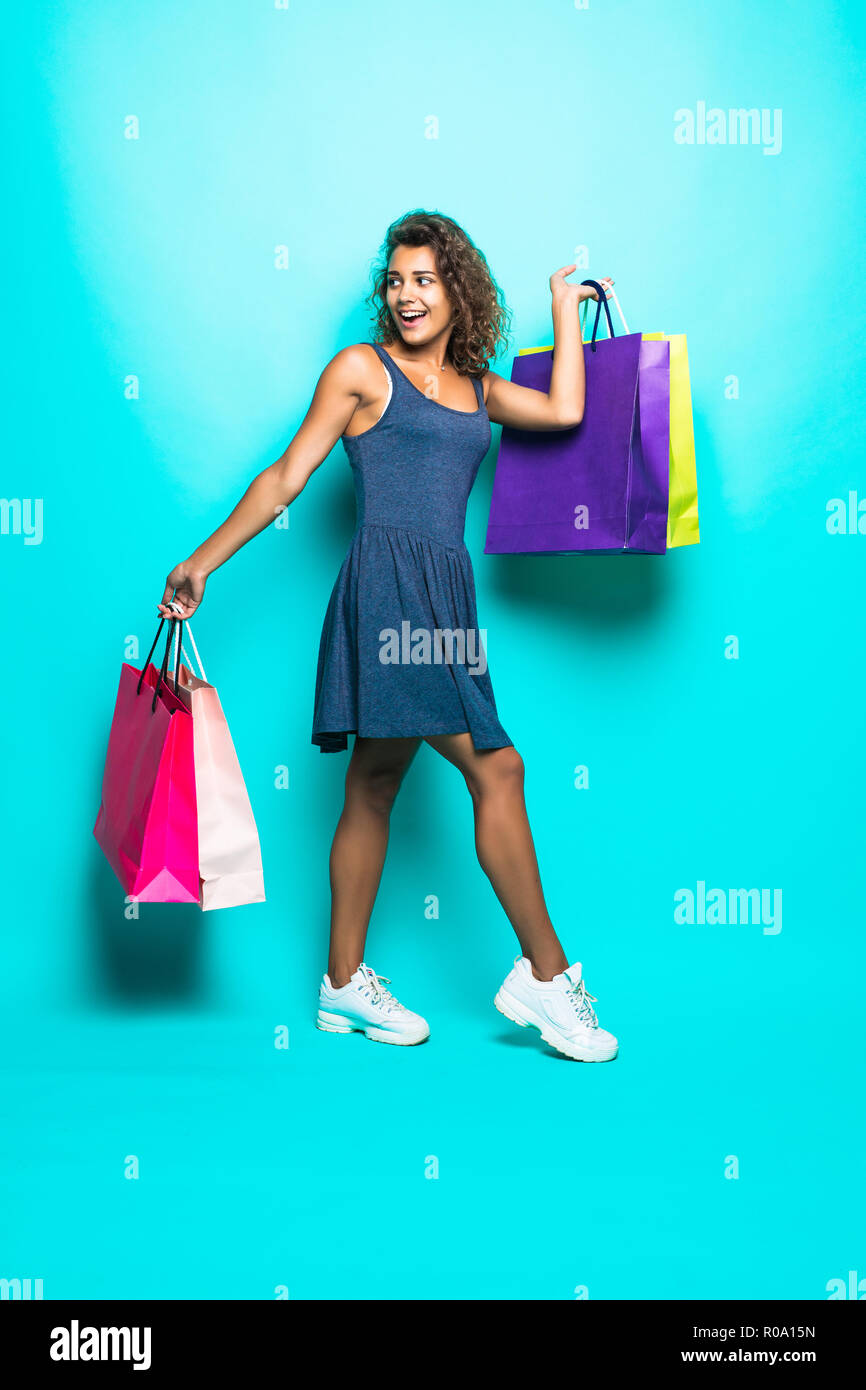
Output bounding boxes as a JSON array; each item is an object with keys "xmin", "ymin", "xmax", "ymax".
[
  {"xmin": 554, "ymin": 267, "xmax": 614, "ymax": 297},
  {"xmin": 157, "ymin": 581, "xmax": 180, "ymax": 621},
  {"xmin": 156, "ymin": 598, "xmax": 188, "ymax": 621},
  {"xmin": 591, "ymin": 278, "xmax": 613, "ymax": 299},
  {"xmin": 581, "ymin": 276, "xmax": 615, "ymax": 302}
]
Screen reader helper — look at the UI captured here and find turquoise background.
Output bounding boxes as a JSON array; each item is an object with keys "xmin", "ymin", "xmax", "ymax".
[{"xmin": 2, "ymin": 0, "xmax": 864, "ymax": 1300}]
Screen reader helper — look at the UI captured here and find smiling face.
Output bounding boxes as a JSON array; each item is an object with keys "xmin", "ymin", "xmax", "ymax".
[{"xmin": 386, "ymin": 244, "xmax": 454, "ymax": 347}]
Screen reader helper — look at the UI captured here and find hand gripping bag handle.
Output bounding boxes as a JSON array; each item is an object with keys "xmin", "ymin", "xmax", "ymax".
[
  {"xmin": 579, "ymin": 279, "xmax": 615, "ymax": 352},
  {"xmin": 580, "ymin": 283, "xmax": 631, "ymax": 336}
]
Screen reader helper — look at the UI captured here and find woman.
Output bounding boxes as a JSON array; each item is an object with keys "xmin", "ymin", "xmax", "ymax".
[{"xmin": 158, "ymin": 210, "xmax": 618, "ymax": 1062}]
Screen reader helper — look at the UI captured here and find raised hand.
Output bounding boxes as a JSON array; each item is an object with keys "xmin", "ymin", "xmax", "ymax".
[{"xmin": 550, "ymin": 265, "xmax": 614, "ymax": 307}]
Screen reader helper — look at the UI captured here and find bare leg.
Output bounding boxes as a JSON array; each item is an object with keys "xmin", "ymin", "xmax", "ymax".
[
  {"xmin": 424, "ymin": 733, "xmax": 569, "ymax": 981},
  {"xmin": 327, "ymin": 735, "xmax": 421, "ymax": 987}
]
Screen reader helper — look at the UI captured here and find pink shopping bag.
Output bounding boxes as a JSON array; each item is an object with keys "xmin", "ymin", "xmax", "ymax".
[
  {"xmin": 167, "ymin": 621, "xmax": 266, "ymax": 911},
  {"xmin": 93, "ymin": 617, "xmax": 199, "ymax": 903}
]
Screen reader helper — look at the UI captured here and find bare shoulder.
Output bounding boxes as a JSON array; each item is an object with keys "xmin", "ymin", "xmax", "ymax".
[{"xmin": 321, "ymin": 342, "xmax": 382, "ymax": 405}]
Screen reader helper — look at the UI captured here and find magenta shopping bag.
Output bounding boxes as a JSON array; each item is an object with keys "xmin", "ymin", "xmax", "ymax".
[
  {"xmin": 484, "ymin": 280, "xmax": 671, "ymax": 555},
  {"xmin": 93, "ymin": 617, "xmax": 200, "ymax": 903}
]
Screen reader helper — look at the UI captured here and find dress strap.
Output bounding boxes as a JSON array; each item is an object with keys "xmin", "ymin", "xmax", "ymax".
[{"xmin": 364, "ymin": 340, "xmax": 397, "ymax": 400}]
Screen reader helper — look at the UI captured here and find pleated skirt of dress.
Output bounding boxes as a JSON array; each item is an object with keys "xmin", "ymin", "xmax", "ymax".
[{"xmin": 312, "ymin": 523, "xmax": 513, "ymax": 753}]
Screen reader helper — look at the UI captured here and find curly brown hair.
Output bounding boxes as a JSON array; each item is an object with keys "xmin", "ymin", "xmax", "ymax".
[{"xmin": 364, "ymin": 209, "xmax": 512, "ymax": 378}]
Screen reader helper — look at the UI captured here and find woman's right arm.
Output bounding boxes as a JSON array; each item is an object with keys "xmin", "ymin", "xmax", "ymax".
[{"xmin": 158, "ymin": 346, "xmax": 372, "ymax": 619}]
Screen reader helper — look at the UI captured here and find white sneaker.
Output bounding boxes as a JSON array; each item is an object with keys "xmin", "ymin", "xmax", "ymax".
[
  {"xmin": 494, "ymin": 956, "xmax": 618, "ymax": 1062},
  {"xmin": 317, "ymin": 962, "xmax": 430, "ymax": 1046}
]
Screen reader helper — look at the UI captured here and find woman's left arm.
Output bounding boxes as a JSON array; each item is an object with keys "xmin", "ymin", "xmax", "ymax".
[{"xmin": 483, "ymin": 267, "xmax": 613, "ymax": 431}]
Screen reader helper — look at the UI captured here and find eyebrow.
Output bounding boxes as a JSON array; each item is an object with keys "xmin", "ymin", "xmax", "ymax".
[{"xmin": 387, "ymin": 270, "xmax": 436, "ymax": 277}]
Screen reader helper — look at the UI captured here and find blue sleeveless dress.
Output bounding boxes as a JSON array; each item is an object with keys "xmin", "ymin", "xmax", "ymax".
[{"xmin": 311, "ymin": 340, "xmax": 513, "ymax": 753}]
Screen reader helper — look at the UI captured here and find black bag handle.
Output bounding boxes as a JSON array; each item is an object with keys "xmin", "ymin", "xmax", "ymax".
[
  {"xmin": 151, "ymin": 617, "xmax": 179, "ymax": 714},
  {"xmin": 579, "ymin": 279, "xmax": 615, "ymax": 352},
  {"xmin": 168, "ymin": 616, "xmax": 184, "ymax": 706},
  {"xmin": 136, "ymin": 618, "xmax": 166, "ymax": 697},
  {"xmin": 136, "ymin": 614, "xmax": 184, "ymax": 714}
]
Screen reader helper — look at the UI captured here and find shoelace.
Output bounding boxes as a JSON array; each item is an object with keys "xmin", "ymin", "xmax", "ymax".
[
  {"xmin": 358, "ymin": 964, "xmax": 406, "ymax": 1013},
  {"xmin": 565, "ymin": 977, "xmax": 599, "ymax": 1028}
]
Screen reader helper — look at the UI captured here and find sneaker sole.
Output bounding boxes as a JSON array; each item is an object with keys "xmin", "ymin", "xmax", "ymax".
[
  {"xmin": 316, "ymin": 1009, "xmax": 429, "ymax": 1046},
  {"xmin": 494, "ymin": 987, "xmax": 618, "ymax": 1063}
]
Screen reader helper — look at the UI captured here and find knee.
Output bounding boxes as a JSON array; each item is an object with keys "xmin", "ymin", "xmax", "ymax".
[
  {"xmin": 466, "ymin": 746, "xmax": 525, "ymax": 801},
  {"xmin": 349, "ymin": 764, "xmax": 406, "ymax": 816}
]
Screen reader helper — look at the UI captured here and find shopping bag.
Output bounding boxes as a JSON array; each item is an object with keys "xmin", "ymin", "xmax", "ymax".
[
  {"xmin": 484, "ymin": 280, "xmax": 671, "ymax": 555},
  {"xmin": 166, "ymin": 622, "xmax": 266, "ymax": 912},
  {"xmin": 93, "ymin": 617, "xmax": 200, "ymax": 902},
  {"xmin": 516, "ymin": 288, "xmax": 700, "ymax": 549}
]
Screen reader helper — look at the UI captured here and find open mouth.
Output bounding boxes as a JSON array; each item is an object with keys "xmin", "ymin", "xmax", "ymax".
[{"xmin": 398, "ymin": 310, "xmax": 427, "ymax": 327}]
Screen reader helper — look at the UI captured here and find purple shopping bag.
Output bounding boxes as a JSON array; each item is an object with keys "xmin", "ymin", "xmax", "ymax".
[{"xmin": 484, "ymin": 281, "xmax": 671, "ymax": 555}]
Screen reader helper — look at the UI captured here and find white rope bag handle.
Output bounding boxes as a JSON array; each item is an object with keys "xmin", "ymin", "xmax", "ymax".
[{"xmin": 168, "ymin": 605, "xmax": 208, "ymax": 684}]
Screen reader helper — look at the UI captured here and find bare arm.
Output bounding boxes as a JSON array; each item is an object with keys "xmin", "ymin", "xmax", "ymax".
[
  {"xmin": 484, "ymin": 268, "xmax": 613, "ymax": 432},
  {"xmin": 157, "ymin": 345, "xmax": 375, "ymax": 619}
]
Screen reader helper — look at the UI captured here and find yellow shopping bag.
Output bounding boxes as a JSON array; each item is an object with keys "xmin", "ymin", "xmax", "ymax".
[
  {"xmin": 642, "ymin": 331, "xmax": 699, "ymax": 548},
  {"xmin": 519, "ymin": 292, "xmax": 700, "ymax": 549}
]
